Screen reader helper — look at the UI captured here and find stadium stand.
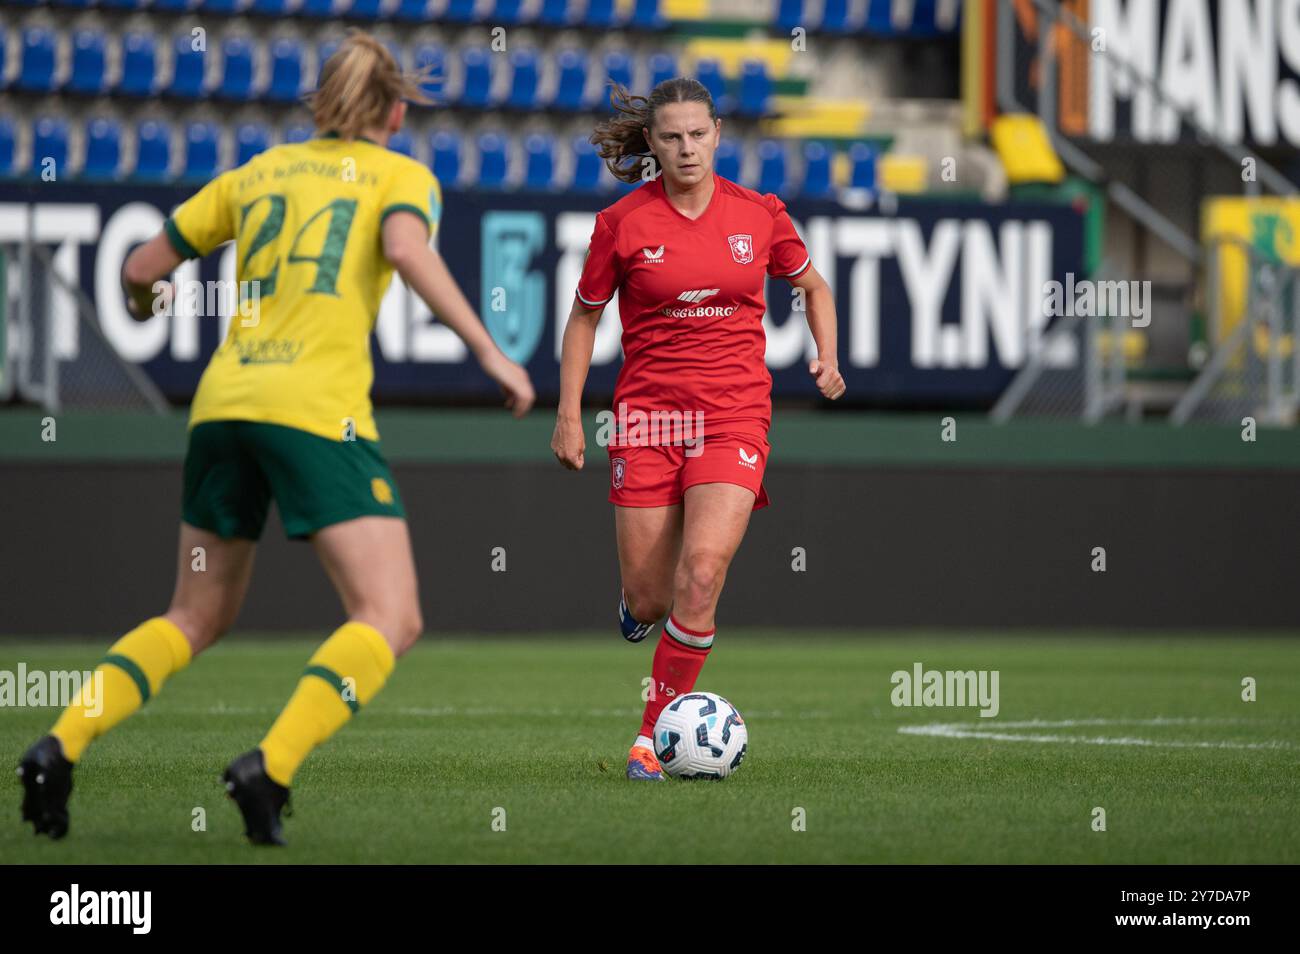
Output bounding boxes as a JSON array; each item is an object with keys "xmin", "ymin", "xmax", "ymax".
[{"xmin": 0, "ymin": 0, "xmax": 967, "ymax": 195}]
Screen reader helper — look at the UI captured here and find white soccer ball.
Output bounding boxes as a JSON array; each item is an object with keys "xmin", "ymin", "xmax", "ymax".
[{"xmin": 653, "ymin": 691, "xmax": 748, "ymax": 780}]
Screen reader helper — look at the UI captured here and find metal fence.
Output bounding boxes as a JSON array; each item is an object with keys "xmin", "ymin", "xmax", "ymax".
[{"xmin": 1, "ymin": 238, "xmax": 168, "ymax": 414}]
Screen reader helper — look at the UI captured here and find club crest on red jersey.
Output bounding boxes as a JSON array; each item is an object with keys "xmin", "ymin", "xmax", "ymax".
[
  {"xmin": 727, "ymin": 233, "xmax": 754, "ymax": 264},
  {"xmin": 612, "ymin": 457, "xmax": 626, "ymax": 489}
]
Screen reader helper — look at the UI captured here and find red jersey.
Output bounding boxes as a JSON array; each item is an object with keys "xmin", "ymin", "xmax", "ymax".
[{"xmin": 576, "ymin": 174, "xmax": 811, "ymax": 435}]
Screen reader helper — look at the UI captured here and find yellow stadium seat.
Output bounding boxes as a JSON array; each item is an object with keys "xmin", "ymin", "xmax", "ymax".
[
  {"xmin": 663, "ymin": 0, "xmax": 710, "ymax": 18},
  {"xmin": 762, "ymin": 96, "xmax": 871, "ymax": 139},
  {"xmin": 990, "ymin": 114, "xmax": 1066, "ymax": 185},
  {"xmin": 879, "ymin": 154, "xmax": 929, "ymax": 194},
  {"xmin": 683, "ymin": 38, "xmax": 794, "ymax": 77}
]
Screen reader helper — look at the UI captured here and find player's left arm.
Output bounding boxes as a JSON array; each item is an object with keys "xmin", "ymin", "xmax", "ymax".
[{"xmin": 789, "ymin": 266, "xmax": 846, "ymax": 401}]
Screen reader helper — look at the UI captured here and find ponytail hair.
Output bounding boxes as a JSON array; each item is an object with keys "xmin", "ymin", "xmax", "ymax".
[
  {"xmin": 309, "ymin": 30, "xmax": 433, "ymax": 141},
  {"xmin": 590, "ymin": 77, "xmax": 717, "ymax": 184}
]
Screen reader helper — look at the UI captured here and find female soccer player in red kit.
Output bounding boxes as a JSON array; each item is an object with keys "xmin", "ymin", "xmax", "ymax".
[{"xmin": 551, "ymin": 78, "xmax": 846, "ymax": 780}]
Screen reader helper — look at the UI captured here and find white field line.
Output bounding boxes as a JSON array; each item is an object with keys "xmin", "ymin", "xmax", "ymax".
[{"xmin": 899, "ymin": 717, "xmax": 1296, "ymax": 750}]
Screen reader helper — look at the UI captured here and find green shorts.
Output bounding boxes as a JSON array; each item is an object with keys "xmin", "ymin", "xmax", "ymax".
[{"xmin": 182, "ymin": 420, "xmax": 406, "ymax": 540}]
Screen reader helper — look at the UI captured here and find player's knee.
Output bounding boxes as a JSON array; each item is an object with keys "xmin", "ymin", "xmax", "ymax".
[
  {"xmin": 362, "ymin": 605, "xmax": 422, "ymax": 657},
  {"xmin": 676, "ymin": 551, "xmax": 728, "ymax": 607},
  {"xmin": 165, "ymin": 607, "xmax": 231, "ymax": 655},
  {"xmin": 624, "ymin": 589, "xmax": 669, "ymax": 623},
  {"xmin": 399, "ymin": 606, "xmax": 424, "ymax": 655}
]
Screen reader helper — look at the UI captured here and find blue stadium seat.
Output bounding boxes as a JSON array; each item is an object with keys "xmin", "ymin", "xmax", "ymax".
[
  {"xmin": 301, "ymin": 0, "xmax": 337, "ymax": 16},
  {"xmin": 235, "ymin": 123, "xmax": 270, "ymax": 167},
  {"xmin": 67, "ymin": 30, "xmax": 107, "ymax": 95},
  {"xmin": 756, "ymin": 139, "xmax": 785, "ymax": 195},
  {"xmin": 776, "ymin": 0, "xmax": 804, "ymax": 32},
  {"xmin": 347, "ymin": 0, "xmax": 384, "ymax": 18},
  {"xmin": 250, "ymin": 0, "xmax": 289, "ymax": 13},
  {"xmin": 445, "ymin": 0, "xmax": 477, "ymax": 22},
  {"xmin": 54, "ymin": 0, "xmax": 94, "ymax": 6},
  {"xmin": 169, "ymin": 35, "xmax": 207, "ymax": 98},
  {"xmin": 849, "ymin": 141, "xmax": 877, "ymax": 190},
  {"xmin": 31, "ymin": 117, "xmax": 69, "ymax": 178},
  {"xmin": 201, "ymin": 0, "xmax": 242, "ymax": 13},
  {"xmin": 119, "ymin": 32, "xmax": 157, "ymax": 96},
  {"xmin": 431, "ymin": 130, "xmax": 461, "ymax": 185},
  {"xmin": 283, "ymin": 123, "xmax": 313, "ymax": 144},
  {"xmin": 267, "ymin": 38, "xmax": 304, "ymax": 102},
  {"xmin": 18, "ymin": 27, "xmax": 57, "ymax": 93},
  {"xmin": 714, "ymin": 139, "xmax": 740, "ymax": 182},
  {"xmin": 0, "ymin": 118, "xmax": 15, "ymax": 176},
  {"xmin": 218, "ymin": 36, "xmax": 254, "ymax": 100},
  {"xmin": 524, "ymin": 133, "xmax": 554, "ymax": 190},
  {"xmin": 152, "ymin": 0, "xmax": 198, "ymax": 10},
  {"xmin": 394, "ymin": 0, "xmax": 429, "ymax": 20},
  {"xmin": 459, "ymin": 47, "xmax": 493, "ymax": 108},
  {"xmin": 630, "ymin": 0, "xmax": 665, "ymax": 30},
  {"xmin": 388, "ymin": 130, "xmax": 414, "ymax": 157},
  {"xmin": 696, "ymin": 59, "xmax": 729, "ymax": 114},
  {"xmin": 101, "ymin": 0, "xmax": 147, "ymax": 7},
  {"xmin": 585, "ymin": 0, "xmax": 617, "ymax": 28},
  {"xmin": 800, "ymin": 141, "xmax": 832, "ymax": 198},
  {"xmin": 737, "ymin": 60, "xmax": 771, "ymax": 117},
  {"xmin": 505, "ymin": 48, "xmax": 539, "ymax": 110},
  {"xmin": 317, "ymin": 40, "xmax": 341, "ymax": 79},
  {"xmin": 538, "ymin": 0, "xmax": 569, "ymax": 27},
  {"xmin": 571, "ymin": 136, "xmax": 602, "ymax": 191},
  {"xmin": 412, "ymin": 44, "xmax": 445, "ymax": 101},
  {"xmin": 183, "ymin": 121, "xmax": 220, "ymax": 179},
  {"xmin": 134, "ymin": 120, "xmax": 173, "ymax": 180},
  {"xmin": 476, "ymin": 132, "xmax": 508, "ymax": 188},
  {"xmin": 648, "ymin": 52, "xmax": 675, "ymax": 90},
  {"xmin": 551, "ymin": 49, "xmax": 588, "ymax": 111},
  {"xmin": 823, "ymin": 0, "xmax": 852, "ymax": 33},
  {"xmin": 493, "ymin": 0, "xmax": 525, "ymax": 24},
  {"xmin": 603, "ymin": 50, "xmax": 633, "ymax": 95},
  {"xmin": 83, "ymin": 118, "xmax": 122, "ymax": 180}
]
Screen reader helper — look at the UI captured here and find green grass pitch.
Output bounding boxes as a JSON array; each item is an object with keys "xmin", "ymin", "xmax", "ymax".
[{"xmin": 1, "ymin": 633, "xmax": 1296, "ymax": 864}]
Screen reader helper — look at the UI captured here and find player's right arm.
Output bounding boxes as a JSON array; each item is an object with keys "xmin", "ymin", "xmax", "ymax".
[
  {"xmin": 123, "ymin": 170, "xmax": 236, "ymax": 321},
  {"xmin": 383, "ymin": 211, "xmax": 535, "ymax": 418},
  {"xmin": 552, "ymin": 299, "xmax": 603, "ymax": 470},
  {"xmin": 552, "ymin": 212, "xmax": 620, "ymax": 471}
]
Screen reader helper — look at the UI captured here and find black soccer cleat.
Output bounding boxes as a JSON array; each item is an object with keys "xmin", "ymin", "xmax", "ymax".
[
  {"xmin": 222, "ymin": 749, "xmax": 291, "ymax": 847},
  {"xmin": 17, "ymin": 735, "xmax": 74, "ymax": 840}
]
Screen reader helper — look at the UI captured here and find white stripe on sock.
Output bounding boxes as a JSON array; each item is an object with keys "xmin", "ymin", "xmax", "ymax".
[{"xmin": 665, "ymin": 617, "xmax": 714, "ymax": 649}]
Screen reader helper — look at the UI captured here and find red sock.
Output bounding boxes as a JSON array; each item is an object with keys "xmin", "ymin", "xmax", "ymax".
[{"xmin": 639, "ymin": 616, "xmax": 715, "ymax": 738}]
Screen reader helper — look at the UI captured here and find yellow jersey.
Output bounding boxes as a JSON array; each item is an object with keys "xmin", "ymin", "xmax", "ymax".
[{"xmin": 166, "ymin": 134, "xmax": 442, "ymax": 442}]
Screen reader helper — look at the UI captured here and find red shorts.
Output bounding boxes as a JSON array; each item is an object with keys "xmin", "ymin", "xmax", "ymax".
[{"xmin": 608, "ymin": 430, "xmax": 770, "ymax": 510}]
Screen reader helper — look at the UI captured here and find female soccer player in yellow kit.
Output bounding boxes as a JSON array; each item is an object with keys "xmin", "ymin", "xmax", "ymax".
[{"xmin": 17, "ymin": 32, "xmax": 534, "ymax": 845}]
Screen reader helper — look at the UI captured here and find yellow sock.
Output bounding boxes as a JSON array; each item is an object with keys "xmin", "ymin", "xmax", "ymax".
[
  {"xmin": 259, "ymin": 622, "xmax": 396, "ymax": 787},
  {"xmin": 50, "ymin": 617, "xmax": 192, "ymax": 763}
]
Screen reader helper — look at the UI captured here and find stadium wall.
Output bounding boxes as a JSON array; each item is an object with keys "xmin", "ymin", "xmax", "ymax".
[{"xmin": 2, "ymin": 411, "xmax": 1297, "ymax": 635}]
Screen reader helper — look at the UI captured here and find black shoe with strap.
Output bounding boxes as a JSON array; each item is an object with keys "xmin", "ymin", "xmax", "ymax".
[
  {"xmin": 222, "ymin": 748, "xmax": 291, "ymax": 847},
  {"xmin": 17, "ymin": 735, "xmax": 74, "ymax": 839}
]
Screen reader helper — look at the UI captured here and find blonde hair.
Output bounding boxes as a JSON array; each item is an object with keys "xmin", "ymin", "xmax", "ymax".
[{"xmin": 308, "ymin": 31, "xmax": 432, "ymax": 140}]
